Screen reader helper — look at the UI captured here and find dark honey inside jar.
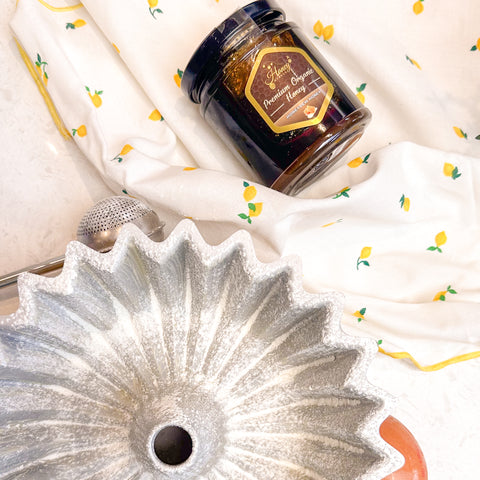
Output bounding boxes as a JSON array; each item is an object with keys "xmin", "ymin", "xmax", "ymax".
[{"xmin": 182, "ymin": 0, "xmax": 371, "ymax": 196}]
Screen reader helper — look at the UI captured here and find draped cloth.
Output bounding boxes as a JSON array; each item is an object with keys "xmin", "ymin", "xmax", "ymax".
[{"xmin": 11, "ymin": 0, "xmax": 480, "ymax": 370}]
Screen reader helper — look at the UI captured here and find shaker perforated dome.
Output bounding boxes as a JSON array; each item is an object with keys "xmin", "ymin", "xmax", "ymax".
[{"xmin": 77, "ymin": 196, "xmax": 152, "ymax": 237}]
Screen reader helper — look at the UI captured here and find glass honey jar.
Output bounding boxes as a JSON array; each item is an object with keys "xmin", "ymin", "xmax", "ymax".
[{"xmin": 182, "ymin": 0, "xmax": 371, "ymax": 195}]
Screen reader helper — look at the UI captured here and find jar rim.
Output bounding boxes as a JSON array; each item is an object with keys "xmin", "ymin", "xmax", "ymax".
[{"xmin": 181, "ymin": 0, "xmax": 285, "ymax": 104}]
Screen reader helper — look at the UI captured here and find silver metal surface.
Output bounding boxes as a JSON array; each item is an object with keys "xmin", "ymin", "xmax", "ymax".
[
  {"xmin": 0, "ymin": 255, "xmax": 65, "ymax": 288},
  {"xmin": 0, "ymin": 221, "xmax": 401, "ymax": 479},
  {"xmin": 0, "ymin": 196, "xmax": 165, "ymax": 288},
  {"xmin": 76, "ymin": 196, "xmax": 165, "ymax": 252}
]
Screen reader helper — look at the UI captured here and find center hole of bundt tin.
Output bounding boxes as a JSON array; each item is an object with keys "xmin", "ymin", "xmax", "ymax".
[{"xmin": 152, "ymin": 425, "xmax": 193, "ymax": 466}]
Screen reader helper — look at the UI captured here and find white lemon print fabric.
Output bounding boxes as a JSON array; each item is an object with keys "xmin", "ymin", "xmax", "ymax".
[{"xmin": 10, "ymin": 0, "xmax": 480, "ymax": 371}]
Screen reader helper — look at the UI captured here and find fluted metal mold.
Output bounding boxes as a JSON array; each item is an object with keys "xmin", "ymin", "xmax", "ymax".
[{"xmin": 0, "ymin": 220, "xmax": 401, "ymax": 479}]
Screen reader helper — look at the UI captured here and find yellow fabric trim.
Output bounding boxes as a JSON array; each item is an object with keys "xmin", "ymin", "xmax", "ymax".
[
  {"xmin": 378, "ymin": 346, "xmax": 480, "ymax": 372},
  {"xmin": 35, "ymin": 0, "xmax": 83, "ymax": 12},
  {"xmin": 15, "ymin": 39, "xmax": 71, "ymax": 140}
]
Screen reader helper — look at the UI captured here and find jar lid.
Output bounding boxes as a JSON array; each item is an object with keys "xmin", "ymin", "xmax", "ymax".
[{"xmin": 182, "ymin": 0, "xmax": 285, "ymax": 104}]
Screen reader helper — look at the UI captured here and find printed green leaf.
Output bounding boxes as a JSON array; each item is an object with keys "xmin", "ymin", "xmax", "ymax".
[
  {"xmin": 476, "ymin": 135, "xmax": 480, "ymax": 140},
  {"xmin": 238, "ymin": 213, "xmax": 248, "ymax": 219},
  {"xmin": 377, "ymin": 339, "xmax": 383, "ymax": 345},
  {"xmin": 362, "ymin": 261, "xmax": 370, "ymax": 267},
  {"xmin": 439, "ymin": 295, "xmax": 446, "ymax": 301},
  {"xmin": 452, "ymin": 167, "xmax": 462, "ymax": 179},
  {"xmin": 471, "ymin": 46, "xmax": 478, "ymax": 51},
  {"xmin": 359, "ymin": 307, "xmax": 367, "ymax": 315},
  {"xmin": 427, "ymin": 246, "xmax": 437, "ymax": 251},
  {"xmin": 150, "ymin": 7, "xmax": 163, "ymax": 18},
  {"xmin": 333, "ymin": 188, "xmax": 351, "ymax": 199},
  {"xmin": 364, "ymin": 153, "xmax": 371, "ymax": 162},
  {"xmin": 243, "ymin": 181, "xmax": 250, "ymax": 188},
  {"xmin": 248, "ymin": 203, "xmax": 256, "ymax": 212}
]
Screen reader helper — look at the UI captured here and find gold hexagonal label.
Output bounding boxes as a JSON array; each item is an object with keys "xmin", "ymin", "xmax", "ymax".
[{"xmin": 245, "ymin": 47, "xmax": 334, "ymax": 134}]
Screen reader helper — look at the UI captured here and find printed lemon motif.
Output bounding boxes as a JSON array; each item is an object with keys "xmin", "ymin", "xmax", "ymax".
[
  {"xmin": 313, "ymin": 20, "xmax": 334, "ymax": 43},
  {"xmin": 356, "ymin": 83, "xmax": 367, "ymax": 104},
  {"xmin": 238, "ymin": 181, "xmax": 263, "ymax": 224},
  {"xmin": 332, "ymin": 187, "xmax": 351, "ymax": 199},
  {"xmin": 66, "ymin": 19, "xmax": 86, "ymax": 29},
  {"xmin": 322, "ymin": 25, "xmax": 334, "ymax": 41},
  {"xmin": 112, "ymin": 43, "xmax": 120, "ymax": 54},
  {"xmin": 360, "ymin": 247, "xmax": 371, "ymax": 259},
  {"xmin": 149, "ymin": 109, "xmax": 163, "ymax": 121},
  {"xmin": 435, "ymin": 231, "xmax": 447, "ymax": 246},
  {"xmin": 348, "ymin": 158, "xmax": 362, "ymax": 168},
  {"xmin": 243, "ymin": 185, "xmax": 257, "ymax": 202},
  {"xmin": 313, "ymin": 20, "xmax": 323, "ymax": 37},
  {"xmin": 443, "ymin": 162, "xmax": 461, "ymax": 180},
  {"xmin": 413, "ymin": 0, "xmax": 424, "ymax": 14},
  {"xmin": 174, "ymin": 69, "xmax": 183, "ymax": 88},
  {"xmin": 406, "ymin": 55, "xmax": 421, "ymax": 69},
  {"xmin": 399, "ymin": 194, "xmax": 410, "ymax": 211},
  {"xmin": 249, "ymin": 203, "xmax": 263, "ymax": 217},
  {"xmin": 120, "ymin": 144, "xmax": 134, "ymax": 155},
  {"xmin": 183, "ymin": 167, "xmax": 197, "ymax": 171},
  {"xmin": 72, "ymin": 125, "xmax": 87, "ymax": 137},
  {"xmin": 433, "ymin": 285, "xmax": 457, "ymax": 302},
  {"xmin": 427, "ymin": 231, "xmax": 447, "ymax": 253},
  {"xmin": 433, "ymin": 290, "xmax": 447, "ymax": 302},
  {"xmin": 353, "ymin": 307, "xmax": 366, "ymax": 322},
  {"xmin": 85, "ymin": 86, "xmax": 103, "ymax": 108},
  {"xmin": 470, "ymin": 38, "xmax": 480, "ymax": 51},
  {"xmin": 357, "ymin": 247, "xmax": 372, "ymax": 270},
  {"xmin": 443, "ymin": 163, "xmax": 454, "ymax": 176},
  {"xmin": 348, "ymin": 153, "xmax": 370, "ymax": 168},
  {"xmin": 35, "ymin": 53, "xmax": 48, "ymax": 86},
  {"xmin": 148, "ymin": 0, "xmax": 163, "ymax": 18},
  {"xmin": 113, "ymin": 144, "xmax": 134, "ymax": 163},
  {"xmin": 453, "ymin": 126, "xmax": 467, "ymax": 139}
]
